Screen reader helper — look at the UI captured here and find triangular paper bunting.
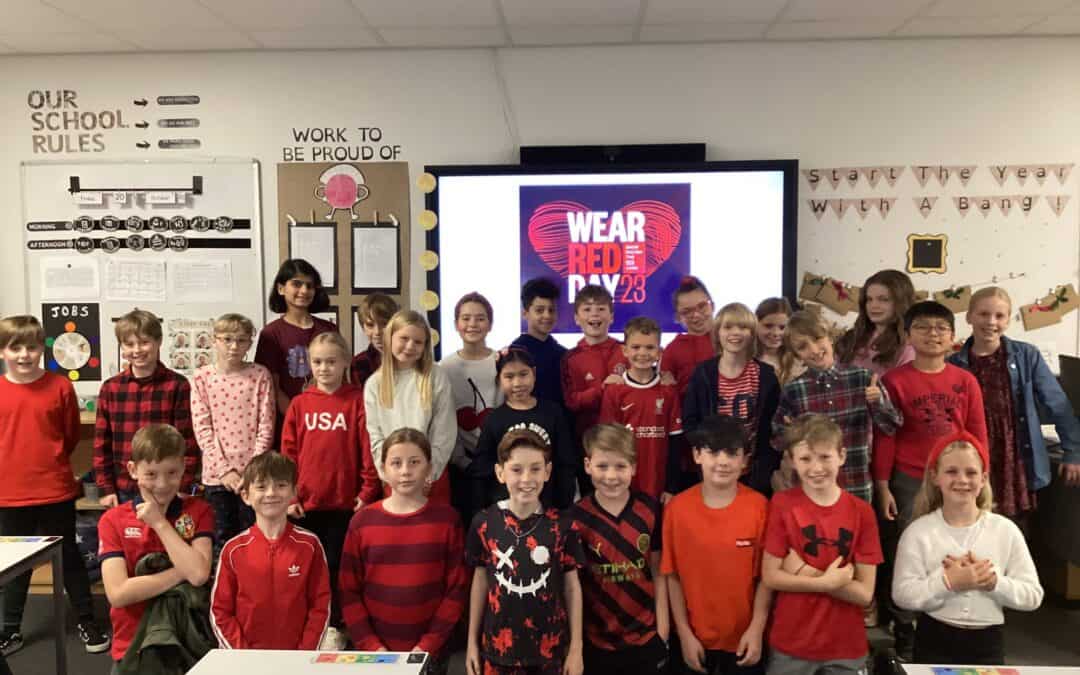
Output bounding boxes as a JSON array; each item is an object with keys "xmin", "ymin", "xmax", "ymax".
[
  {"xmin": 951, "ymin": 165, "xmax": 977, "ymax": 187},
  {"xmin": 913, "ymin": 196, "xmax": 937, "ymax": 218},
  {"xmin": 828, "ymin": 199, "xmax": 848, "ymax": 218},
  {"xmin": 801, "ymin": 169, "xmax": 822, "ymax": 191},
  {"xmin": 1016, "ymin": 194, "xmax": 1035, "ymax": 217},
  {"xmin": 1032, "ymin": 165, "xmax": 1050, "ymax": 186},
  {"xmin": 975, "ymin": 196, "xmax": 993, "ymax": 218},
  {"xmin": 934, "ymin": 166, "xmax": 951, "ymax": 187},
  {"xmin": 1011, "ymin": 165, "xmax": 1030, "ymax": 186},
  {"xmin": 825, "ymin": 169, "xmax": 844, "ymax": 190},
  {"xmin": 845, "ymin": 168, "xmax": 860, "ymax": 188},
  {"xmin": 807, "ymin": 199, "xmax": 830, "ymax": 220},
  {"xmin": 995, "ymin": 196, "xmax": 1014, "ymax": 217},
  {"xmin": 877, "ymin": 197, "xmax": 897, "ymax": 218},
  {"xmin": 881, "ymin": 166, "xmax": 905, "ymax": 187},
  {"xmin": 859, "ymin": 167, "xmax": 883, "ymax": 189},
  {"xmin": 952, "ymin": 196, "xmax": 972, "ymax": 217},
  {"xmin": 1053, "ymin": 163, "xmax": 1075, "ymax": 184},
  {"xmin": 850, "ymin": 199, "xmax": 873, "ymax": 220},
  {"xmin": 911, "ymin": 165, "xmax": 934, "ymax": 188},
  {"xmin": 989, "ymin": 165, "xmax": 1009, "ymax": 187},
  {"xmin": 1046, "ymin": 195, "xmax": 1071, "ymax": 217}
]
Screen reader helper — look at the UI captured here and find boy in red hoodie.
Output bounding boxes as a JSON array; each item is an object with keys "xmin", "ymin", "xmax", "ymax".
[
  {"xmin": 282, "ymin": 332, "xmax": 379, "ymax": 650},
  {"xmin": 210, "ymin": 452, "xmax": 331, "ymax": 650}
]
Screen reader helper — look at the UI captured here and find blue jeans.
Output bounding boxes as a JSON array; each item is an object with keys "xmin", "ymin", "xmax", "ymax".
[{"xmin": 203, "ymin": 486, "xmax": 254, "ymax": 559}]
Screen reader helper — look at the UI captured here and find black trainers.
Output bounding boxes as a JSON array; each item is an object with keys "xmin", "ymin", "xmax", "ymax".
[
  {"xmin": 77, "ymin": 621, "xmax": 110, "ymax": 654},
  {"xmin": 0, "ymin": 631, "xmax": 23, "ymax": 657},
  {"xmin": 892, "ymin": 621, "xmax": 915, "ymax": 662}
]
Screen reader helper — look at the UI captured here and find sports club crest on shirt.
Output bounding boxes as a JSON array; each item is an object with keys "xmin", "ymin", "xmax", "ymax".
[
  {"xmin": 174, "ymin": 513, "xmax": 195, "ymax": 540},
  {"xmin": 655, "ymin": 397, "xmax": 665, "ymax": 415}
]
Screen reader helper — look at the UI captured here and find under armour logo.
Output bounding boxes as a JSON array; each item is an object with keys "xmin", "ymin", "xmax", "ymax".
[{"xmin": 800, "ymin": 524, "xmax": 852, "ymax": 558}]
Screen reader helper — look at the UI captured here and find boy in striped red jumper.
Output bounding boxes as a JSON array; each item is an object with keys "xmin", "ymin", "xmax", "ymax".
[
  {"xmin": 210, "ymin": 452, "xmax": 331, "ymax": 650},
  {"xmin": 568, "ymin": 424, "xmax": 669, "ymax": 675},
  {"xmin": 339, "ymin": 428, "xmax": 467, "ymax": 672}
]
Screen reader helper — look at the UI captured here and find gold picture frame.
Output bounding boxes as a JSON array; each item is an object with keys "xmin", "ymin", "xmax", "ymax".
[{"xmin": 906, "ymin": 233, "xmax": 948, "ymax": 274}]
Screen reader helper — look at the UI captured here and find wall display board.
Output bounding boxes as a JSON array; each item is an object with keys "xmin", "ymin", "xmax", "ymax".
[
  {"xmin": 277, "ymin": 161, "xmax": 411, "ymax": 354},
  {"xmin": 22, "ymin": 159, "xmax": 264, "ymax": 402}
]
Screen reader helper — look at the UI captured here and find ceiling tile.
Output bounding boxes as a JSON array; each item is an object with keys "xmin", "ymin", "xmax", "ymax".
[
  {"xmin": 197, "ymin": 0, "xmax": 367, "ymax": 30},
  {"xmin": 783, "ymin": 0, "xmax": 931, "ymax": 21},
  {"xmin": 501, "ymin": 0, "xmax": 641, "ymax": 26},
  {"xmin": 0, "ymin": 31, "xmax": 139, "ymax": 52},
  {"xmin": 1021, "ymin": 13, "xmax": 1080, "ymax": 32},
  {"xmin": 926, "ymin": 0, "xmax": 1074, "ymax": 17},
  {"xmin": 377, "ymin": 26, "xmax": 506, "ymax": 47},
  {"xmin": 349, "ymin": 0, "xmax": 498, "ymax": 27},
  {"xmin": 894, "ymin": 15, "xmax": 1043, "ymax": 36},
  {"xmin": 119, "ymin": 30, "xmax": 259, "ymax": 51},
  {"xmin": 640, "ymin": 22, "xmax": 768, "ymax": 42},
  {"xmin": 2, "ymin": 0, "xmax": 93, "ymax": 32},
  {"xmin": 251, "ymin": 27, "xmax": 382, "ymax": 48},
  {"xmin": 509, "ymin": 24, "xmax": 633, "ymax": 45},
  {"xmin": 643, "ymin": 0, "xmax": 787, "ymax": 24},
  {"xmin": 1060, "ymin": 0, "xmax": 1080, "ymax": 13},
  {"xmin": 767, "ymin": 18, "xmax": 906, "ymax": 39},
  {"xmin": 46, "ymin": 0, "xmax": 227, "ymax": 31}
]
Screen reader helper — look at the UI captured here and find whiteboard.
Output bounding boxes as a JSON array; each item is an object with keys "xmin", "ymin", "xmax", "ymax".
[{"xmin": 21, "ymin": 159, "xmax": 264, "ymax": 401}]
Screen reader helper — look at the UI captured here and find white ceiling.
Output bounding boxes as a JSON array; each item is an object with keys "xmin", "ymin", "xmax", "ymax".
[{"xmin": 1, "ymin": 0, "xmax": 1079, "ymax": 54}]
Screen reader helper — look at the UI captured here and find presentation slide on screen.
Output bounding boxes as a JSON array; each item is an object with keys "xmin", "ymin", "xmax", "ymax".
[{"xmin": 435, "ymin": 170, "xmax": 788, "ymax": 354}]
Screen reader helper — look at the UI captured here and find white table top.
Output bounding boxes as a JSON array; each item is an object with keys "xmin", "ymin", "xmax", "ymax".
[
  {"xmin": 0, "ymin": 536, "xmax": 60, "ymax": 575},
  {"xmin": 903, "ymin": 666, "xmax": 1080, "ymax": 675},
  {"xmin": 188, "ymin": 650, "xmax": 428, "ymax": 674}
]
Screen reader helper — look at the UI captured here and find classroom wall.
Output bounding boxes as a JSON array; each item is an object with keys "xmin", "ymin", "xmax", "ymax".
[{"xmin": 2, "ymin": 37, "xmax": 1078, "ymax": 353}]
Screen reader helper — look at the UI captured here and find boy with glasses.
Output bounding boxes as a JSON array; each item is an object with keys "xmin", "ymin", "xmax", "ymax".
[
  {"xmin": 191, "ymin": 313, "xmax": 276, "ymax": 555},
  {"xmin": 871, "ymin": 300, "xmax": 987, "ymax": 657}
]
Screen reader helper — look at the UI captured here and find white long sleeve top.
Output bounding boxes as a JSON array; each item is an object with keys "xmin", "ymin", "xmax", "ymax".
[
  {"xmin": 892, "ymin": 509, "xmax": 1043, "ymax": 628},
  {"xmin": 363, "ymin": 364, "xmax": 457, "ymax": 482}
]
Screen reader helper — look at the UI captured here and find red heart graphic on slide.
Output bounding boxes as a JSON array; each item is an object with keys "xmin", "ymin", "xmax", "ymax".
[{"xmin": 527, "ymin": 200, "xmax": 682, "ymax": 278}]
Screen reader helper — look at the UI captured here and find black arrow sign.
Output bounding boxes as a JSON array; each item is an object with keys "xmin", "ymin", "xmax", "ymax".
[
  {"xmin": 133, "ymin": 98, "xmax": 148, "ymax": 106},
  {"xmin": 135, "ymin": 121, "xmax": 149, "ymax": 129},
  {"xmin": 136, "ymin": 141, "xmax": 150, "ymax": 149}
]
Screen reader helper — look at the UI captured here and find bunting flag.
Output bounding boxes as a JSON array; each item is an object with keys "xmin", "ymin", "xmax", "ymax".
[
  {"xmin": 914, "ymin": 196, "xmax": 938, "ymax": 219},
  {"xmin": 1047, "ymin": 195, "xmax": 1071, "ymax": 217},
  {"xmin": 989, "ymin": 163, "xmax": 1074, "ymax": 187},
  {"xmin": 806, "ymin": 198, "xmax": 898, "ymax": 219}
]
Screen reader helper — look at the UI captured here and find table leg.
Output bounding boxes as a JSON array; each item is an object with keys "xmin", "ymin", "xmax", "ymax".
[{"xmin": 51, "ymin": 545, "xmax": 67, "ymax": 675}]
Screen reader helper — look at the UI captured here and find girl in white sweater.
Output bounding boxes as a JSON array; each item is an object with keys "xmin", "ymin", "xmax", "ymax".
[
  {"xmin": 892, "ymin": 431, "xmax": 1043, "ymax": 664},
  {"xmin": 364, "ymin": 310, "xmax": 457, "ymax": 505}
]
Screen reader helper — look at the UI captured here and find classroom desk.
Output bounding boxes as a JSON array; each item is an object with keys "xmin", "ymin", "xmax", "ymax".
[
  {"xmin": 903, "ymin": 666, "xmax": 1080, "ymax": 675},
  {"xmin": 0, "ymin": 536, "xmax": 66, "ymax": 675},
  {"xmin": 189, "ymin": 649, "xmax": 429, "ymax": 674}
]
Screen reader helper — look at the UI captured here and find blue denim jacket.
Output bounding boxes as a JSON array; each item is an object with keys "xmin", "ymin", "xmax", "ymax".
[{"xmin": 949, "ymin": 335, "xmax": 1080, "ymax": 490}]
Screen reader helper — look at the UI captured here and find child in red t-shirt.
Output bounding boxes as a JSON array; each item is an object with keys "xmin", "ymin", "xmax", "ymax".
[
  {"xmin": 0, "ymin": 315, "xmax": 109, "ymax": 655},
  {"xmin": 762, "ymin": 414, "xmax": 882, "ymax": 675},
  {"xmin": 98, "ymin": 424, "xmax": 214, "ymax": 666},
  {"xmin": 598, "ymin": 316, "xmax": 683, "ymax": 504}
]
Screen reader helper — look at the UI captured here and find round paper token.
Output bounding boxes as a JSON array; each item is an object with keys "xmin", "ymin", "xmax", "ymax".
[
  {"xmin": 74, "ymin": 237, "xmax": 94, "ymax": 253},
  {"xmin": 64, "ymin": 322, "xmax": 76, "ymax": 332},
  {"xmin": 190, "ymin": 216, "xmax": 210, "ymax": 232},
  {"xmin": 149, "ymin": 234, "xmax": 168, "ymax": 251},
  {"xmin": 68, "ymin": 371, "xmax": 80, "ymax": 381},
  {"xmin": 170, "ymin": 216, "xmax": 188, "ymax": 232},
  {"xmin": 419, "ymin": 250, "xmax": 439, "ymax": 271},
  {"xmin": 52, "ymin": 331, "xmax": 91, "ymax": 370},
  {"xmin": 168, "ymin": 236, "xmax": 188, "ymax": 252},
  {"xmin": 431, "ymin": 329, "xmax": 440, "ymax": 348},
  {"xmin": 214, "ymin": 216, "xmax": 233, "ymax": 233},
  {"xmin": 101, "ymin": 215, "xmax": 120, "ymax": 231},
  {"xmin": 419, "ymin": 210, "xmax": 438, "ymax": 230},
  {"xmin": 149, "ymin": 216, "xmax": 168, "ymax": 231},
  {"xmin": 416, "ymin": 173, "xmax": 437, "ymax": 193},
  {"xmin": 101, "ymin": 237, "xmax": 121, "ymax": 253},
  {"xmin": 127, "ymin": 234, "xmax": 146, "ymax": 251},
  {"xmin": 125, "ymin": 216, "xmax": 145, "ymax": 232},
  {"xmin": 74, "ymin": 216, "xmax": 94, "ymax": 233},
  {"xmin": 420, "ymin": 290, "xmax": 440, "ymax": 311}
]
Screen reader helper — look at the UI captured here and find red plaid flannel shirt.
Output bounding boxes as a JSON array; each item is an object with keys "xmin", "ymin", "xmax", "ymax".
[{"xmin": 93, "ymin": 362, "xmax": 199, "ymax": 495}]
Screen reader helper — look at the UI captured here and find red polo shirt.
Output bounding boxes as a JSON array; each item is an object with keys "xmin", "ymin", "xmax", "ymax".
[{"xmin": 97, "ymin": 494, "xmax": 214, "ymax": 660}]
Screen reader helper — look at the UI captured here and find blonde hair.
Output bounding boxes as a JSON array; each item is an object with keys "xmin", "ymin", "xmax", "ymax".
[
  {"xmin": 308, "ymin": 332, "xmax": 350, "ymax": 390},
  {"xmin": 115, "ymin": 309, "xmax": 162, "ymax": 343},
  {"xmin": 0, "ymin": 315, "xmax": 45, "ymax": 349},
  {"xmin": 213, "ymin": 313, "xmax": 255, "ymax": 338},
  {"xmin": 783, "ymin": 413, "xmax": 843, "ymax": 455},
  {"xmin": 913, "ymin": 441, "xmax": 994, "ymax": 518},
  {"xmin": 968, "ymin": 286, "xmax": 1012, "ymax": 313},
  {"xmin": 583, "ymin": 423, "xmax": 637, "ymax": 463},
  {"xmin": 131, "ymin": 423, "xmax": 186, "ymax": 464},
  {"xmin": 376, "ymin": 310, "xmax": 434, "ymax": 409},
  {"xmin": 715, "ymin": 302, "xmax": 757, "ymax": 357}
]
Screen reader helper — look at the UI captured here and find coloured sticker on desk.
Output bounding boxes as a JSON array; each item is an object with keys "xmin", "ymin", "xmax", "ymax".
[
  {"xmin": 0, "ymin": 536, "xmax": 49, "ymax": 543},
  {"xmin": 931, "ymin": 669, "xmax": 1020, "ymax": 675},
  {"xmin": 42, "ymin": 303, "xmax": 101, "ymax": 382},
  {"xmin": 313, "ymin": 653, "xmax": 400, "ymax": 664}
]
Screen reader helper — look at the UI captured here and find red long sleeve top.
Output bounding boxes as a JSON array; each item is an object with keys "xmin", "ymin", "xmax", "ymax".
[
  {"xmin": 281, "ymin": 384, "xmax": 381, "ymax": 511},
  {"xmin": 561, "ymin": 337, "xmax": 627, "ymax": 438}
]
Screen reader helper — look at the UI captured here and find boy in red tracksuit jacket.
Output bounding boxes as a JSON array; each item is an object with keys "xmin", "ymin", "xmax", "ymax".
[
  {"xmin": 210, "ymin": 453, "xmax": 331, "ymax": 650},
  {"xmin": 281, "ymin": 332, "xmax": 380, "ymax": 647}
]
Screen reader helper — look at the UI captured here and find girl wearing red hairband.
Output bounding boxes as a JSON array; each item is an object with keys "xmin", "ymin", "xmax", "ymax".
[{"xmin": 892, "ymin": 432, "xmax": 1043, "ymax": 665}]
